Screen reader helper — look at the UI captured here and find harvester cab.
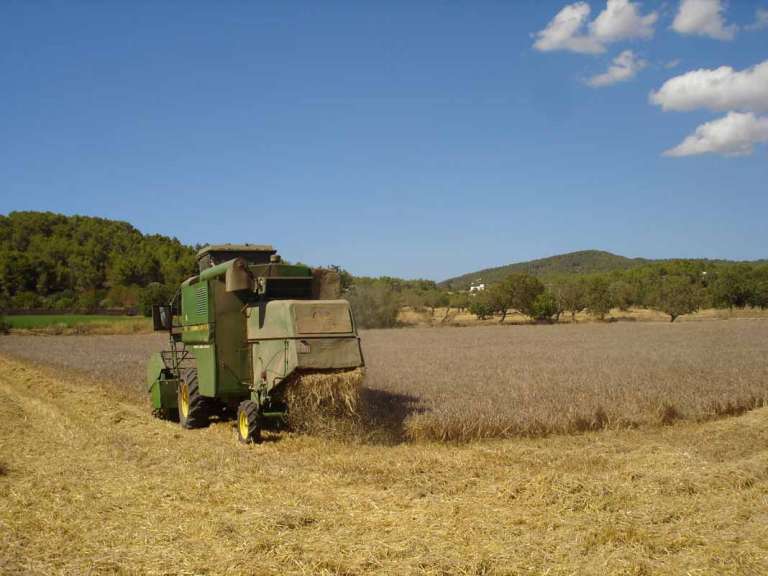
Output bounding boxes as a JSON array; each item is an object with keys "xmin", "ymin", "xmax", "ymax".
[{"xmin": 147, "ymin": 244, "xmax": 364, "ymax": 443}]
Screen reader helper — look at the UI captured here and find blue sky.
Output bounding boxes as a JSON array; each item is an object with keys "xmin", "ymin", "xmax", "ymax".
[{"xmin": 1, "ymin": 1, "xmax": 766, "ymax": 279}]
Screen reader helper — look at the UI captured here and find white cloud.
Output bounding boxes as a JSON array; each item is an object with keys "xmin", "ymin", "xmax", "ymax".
[
  {"xmin": 588, "ymin": 50, "xmax": 648, "ymax": 86},
  {"xmin": 664, "ymin": 112, "xmax": 768, "ymax": 156},
  {"xmin": 590, "ymin": 0, "xmax": 658, "ymax": 42},
  {"xmin": 533, "ymin": 0, "xmax": 657, "ymax": 54},
  {"xmin": 650, "ymin": 60, "xmax": 768, "ymax": 113},
  {"xmin": 533, "ymin": 2, "xmax": 605, "ymax": 54},
  {"xmin": 746, "ymin": 7, "xmax": 768, "ymax": 31},
  {"xmin": 672, "ymin": 0, "xmax": 737, "ymax": 40}
]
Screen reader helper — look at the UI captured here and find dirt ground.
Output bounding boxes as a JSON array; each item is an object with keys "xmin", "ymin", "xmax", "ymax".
[{"xmin": 1, "ymin": 355, "xmax": 767, "ymax": 575}]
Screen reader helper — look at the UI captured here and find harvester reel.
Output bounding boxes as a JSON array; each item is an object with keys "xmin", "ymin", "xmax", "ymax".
[{"xmin": 237, "ymin": 400, "xmax": 261, "ymax": 444}]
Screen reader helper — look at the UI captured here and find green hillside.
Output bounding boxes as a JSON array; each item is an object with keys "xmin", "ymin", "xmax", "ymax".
[
  {"xmin": 0, "ymin": 211, "xmax": 197, "ymax": 311},
  {"xmin": 440, "ymin": 250, "xmax": 768, "ymax": 290},
  {"xmin": 441, "ymin": 250, "xmax": 649, "ymax": 290}
]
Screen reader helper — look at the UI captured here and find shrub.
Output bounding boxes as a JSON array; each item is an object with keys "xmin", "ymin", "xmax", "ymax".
[
  {"xmin": 468, "ymin": 292, "xmax": 496, "ymax": 320},
  {"xmin": 11, "ymin": 291, "xmax": 41, "ymax": 309},
  {"xmin": 585, "ymin": 277, "xmax": 612, "ymax": 320},
  {"xmin": 76, "ymin": 290, "xmax": 102, "ymax": 313},
  {"xmin": 449, "ymin": 292, "xmax": 471, "ymax": 311},
  {"xmin": 532, "ymin": 292, "xmax": 559, "ymax": 322},
  {"xmin": 139, "ymin": 283, "xmax": 173, "ymax": 317},
  {"xmin": 346, "ymin": 284, "xmax": 401, "ymax": 329},
  {"xmin": 103, "ymin": 285, "xmax": 142, "ymax": 309},
  {"xmin": 710, "ymin": 265, "xmax": 754, "ymax": 310},
  {"xmin": 421, "ymin": 290, "xmax": 449, "ymax": 314},
  {"xmin": 609, "ymin": 280, "xmax": 635, "ymax": 311},
  {"xmin": 44, "ymin": 290, "xmax": 76, "ymax": 310},
  {"xmin": 749, "ymin": 278, "xmax": 768, "ymax": 309}
]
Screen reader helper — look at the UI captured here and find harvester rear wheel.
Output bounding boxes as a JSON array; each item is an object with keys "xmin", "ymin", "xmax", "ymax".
[
  {"xmin": 178, "ymin": 369, "xmax": 210, "ymax": 429},
  {"xmin": 237, "ymin": 401, "xmax": 261, "ymax": 444}
]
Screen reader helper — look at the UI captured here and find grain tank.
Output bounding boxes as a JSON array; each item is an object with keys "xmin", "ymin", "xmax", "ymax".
[{"xmin": 146, "ymin": 244, "xmax": 364, "ymax": 443}]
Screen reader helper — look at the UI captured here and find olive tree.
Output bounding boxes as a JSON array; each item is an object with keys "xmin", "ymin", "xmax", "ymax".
[
  {"xmin": 553, "ymin": 278, "xmax": 587, "ymax": 321},
  {"xmin": 649, "ymin": 275, "xmax": 703, "ymax": 322},
  {"xmin": 585, "ymin": 277, "xmax": 612, "ymax": 320},
  {"xmin": 493, "ymin": 273, "xmax": 545, "ymax": 323},
  {"xmin": 468, "ymin": 291, "xmax": 495, "ymax": 320},
  {"xmin": 531, "ymin": 291, "xmax": 559, "ymax": 323}
]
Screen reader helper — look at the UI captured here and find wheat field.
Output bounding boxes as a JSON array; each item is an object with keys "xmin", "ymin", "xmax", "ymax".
[
  {"xmin": 1, "ymin": 320, "xmax": 767, "ymax": 443},
  {"xmin": 362, "ymin": 320, "xmax": 768, "ymax": 441}
]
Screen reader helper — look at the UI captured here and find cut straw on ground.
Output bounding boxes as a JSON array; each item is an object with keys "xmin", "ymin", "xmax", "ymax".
[
  {"xmin": 281, "ymin": 367, "xmax": 365, "ymax": 436},
  {"xmin": 2, "ymin": 356, "xmax": 768, "ymax": 575}
]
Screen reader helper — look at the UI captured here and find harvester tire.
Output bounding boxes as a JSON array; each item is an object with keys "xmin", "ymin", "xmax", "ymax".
[
  {"xmin": 237, "ymin": 401, "xmax": 261, "ymax": 444},
  {"xmin": 178, "ymin": 369, "xmax": 210, "ymax": 429}
]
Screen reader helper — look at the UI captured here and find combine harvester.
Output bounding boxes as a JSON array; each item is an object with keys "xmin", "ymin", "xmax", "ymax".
[{"xmin": 147, "ymin": 244, "xmax": 364, "ymax": 443}]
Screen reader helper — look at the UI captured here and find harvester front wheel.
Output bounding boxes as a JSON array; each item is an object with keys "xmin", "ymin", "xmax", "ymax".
[
  {"xmin": 178, "ymin": 369, "xmax": 210, "ymax": 429},
  {"xmin": 237, "ymin": 401, "xmax": 261, "ymax": 444}
]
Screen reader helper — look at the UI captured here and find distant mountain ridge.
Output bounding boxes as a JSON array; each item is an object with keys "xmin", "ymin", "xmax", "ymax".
[{"xmin": 439, "ymin": 250, "xmax": 763, "ymax": 290}]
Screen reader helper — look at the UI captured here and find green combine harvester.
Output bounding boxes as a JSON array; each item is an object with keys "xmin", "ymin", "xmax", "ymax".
[{"xmin": 146, "ymin": 244, "xmax": 364, "ymax": 443}]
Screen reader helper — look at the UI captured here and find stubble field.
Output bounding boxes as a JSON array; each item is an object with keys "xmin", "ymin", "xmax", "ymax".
[{"xmin": 1, "ymin": 320, "xmax": 768, "ymax": 574}]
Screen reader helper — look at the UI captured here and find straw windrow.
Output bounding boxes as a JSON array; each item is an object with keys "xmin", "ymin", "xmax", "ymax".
[{"xmin": 281, "ymin": 367, "xmax": 365, "ymax": 435}]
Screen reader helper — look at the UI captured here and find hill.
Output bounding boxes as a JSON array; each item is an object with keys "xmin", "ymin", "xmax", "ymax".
[
  {"xmin": 441, "ymin": 250, "xmax": 768, "ymax": 291},
  {"xmin": 0, "ymin": 211, "xmax": 197, "ymax": 311},
  {"xmin": 440, "ymin": 250, "xmax": 650, "ymax": 290}
]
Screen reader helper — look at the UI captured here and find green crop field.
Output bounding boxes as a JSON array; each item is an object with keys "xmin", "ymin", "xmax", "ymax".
[
  {"xmin": 5, "ymin": 314, "xmax": 141, "ymax": 329},
  {"xmin": 3, "ymin": 314, "xmax": 151, "ymax": 334}
]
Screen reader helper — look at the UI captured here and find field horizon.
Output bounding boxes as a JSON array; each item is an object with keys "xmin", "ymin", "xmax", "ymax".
[{"xmin": 5, "ymin": 305, "xmax": 768, "ymax": 337}]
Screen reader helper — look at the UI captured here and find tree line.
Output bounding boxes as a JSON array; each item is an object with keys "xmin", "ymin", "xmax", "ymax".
[
  {"xmin": 344, "ymin": 260, "xmax": 768, "ymax": 328},
  {"xmin": 0, "ymin": 211, "xmax": 197, "ymax": 314},
  {"xmin": 2, "ymin": 212, "xmax": 766, "ymax": 327}
]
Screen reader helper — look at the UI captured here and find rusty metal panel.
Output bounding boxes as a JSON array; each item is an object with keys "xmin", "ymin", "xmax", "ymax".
[
  {"xmin": 225, "ymin": 258, "xmax": 253, "ymax": 292},
  {"xmin": 295, "ymin": 337, "xmax": 362, "ymax": 370},
  {"xmin": 246, "ymin": 306, "xmax": 260, "ymax": 340},
  {"xmin": 311, "ymin": 268, "xmax": 342, "ymax": 299},
  {"xmin": 293, "ymin": 301, "xmax": 353, "ymax": 334}
]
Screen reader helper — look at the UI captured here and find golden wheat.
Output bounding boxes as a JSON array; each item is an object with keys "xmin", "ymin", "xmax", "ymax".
[
  {"xmin": 281, "ymin": 367, "xmax": 364, "ymax": 434},
  {"xmin": 1, "ymin": 319, "xmax": 766, "ymax": 442}
]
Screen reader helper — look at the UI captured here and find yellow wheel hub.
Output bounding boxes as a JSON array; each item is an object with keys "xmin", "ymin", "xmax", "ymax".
[
  {"xmin": 238, "ymin": 411, "xmax": 250, "ymax": 440},
  {"xmin": 179, "ymin": 382, "xmax": 190, "ymax": 418}
]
